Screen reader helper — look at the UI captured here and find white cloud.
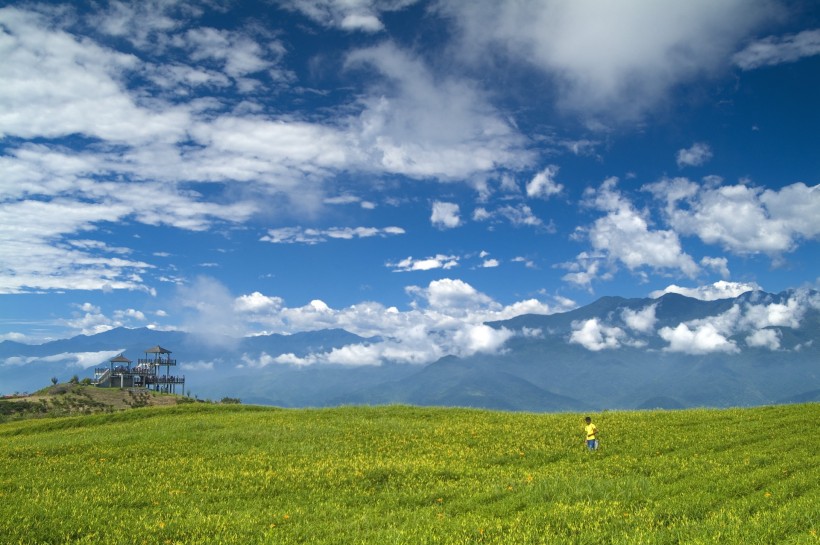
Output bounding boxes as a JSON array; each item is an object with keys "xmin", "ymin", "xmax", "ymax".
[
  {"xmin": 388, "ymin": 254, "xmax": 460, "ymax": 272},
  {"xmin": 700, "ymin": 256, "xmax": 730, "ymax": 278},
  {"xmin": 0, "ymin": 7, "xmax": 192, "ymax": 145},
  {"xmin": 3, "ymin": 350, "xmax": 123, "ymax": 370},
  {"xmin": 453, "ymin": 324, "xmax": 514, "ymax": 355},
  {"xmin": 526, "ymin": 165, "xmax": 563, "ymax": 199},
  {"xmin": 0, "ymin": 332, "xmax": 30, "ymax": 343},
  {"xmin": 261, "ymin": 226, "xmax": 405, "ymax": 244},
  {"xmin": 232, "ymin": 278, "xmax": 563, "ymax": 366},
  {"xmin": 438, "ymin": 0, "xmax": 776, "ymax": 120},
  {"xmin": 346, "ymin": 42, "xmax": 533, "ymax": 179},
  {"xmin": 622, "ymin": 304, "xmax": 657, "ymax": 334},
  {"xmin": 512, "ymin": 256, "xmax": 536, "ymax": 269},
  {"xmin": 0, "ymin": 6, "xmax": 536, "ymax": 296},
  {"xmin": 63, "ymin": 304, "xmax": 116, "ymax": 336},
  {"xmin": 741, "ymin": 297, "xmax": 804, "ymax": 330},
  {"xmin": 341, "ymin": 13, "xmax": 385, "ymax": 32},
  {"xmin": 659, "ymin": 322, "xmax": 739, "ymax": 354},
  {"xmin": 651, "ymin": 281, "xmax": 761, "ymax": 301},
  {"xmin": 181, "ymin": 360, "xmax": 215, "ymax": 371},
  {"xmin": 481, "ymin": 259, "xmax": 500, "ymax": 268},
  {"xmin": 745, "ymin": 329, "xmax": 781, "ymax": 350},
  {"xmin": 472, "ymin": 207, "xmax": 491, "ymax": 221},
  {"xmin": 0, "ymin": 198, "xmax": 155, "ymax": 294},
  {"xmin": 646, "ymin": 179, "xmax": 820, "ymax": 255},
  {"xmin": 734, "ymin": 29, "xmax": 820, "ymax": 70},
  {"xmin": 431, "ymin": 201, "xmax": 461, "ymax": 229},
  {"xmin": 235, "ymin": 292, "xmax": 285, "ymax": 313},
  {"xmin": 569, "ymin": 318, "xmax": 626, "ymax": 351},
  {"xmin": 654, "ymin": 290, "xmax": 818, "ymax": 354},
  {"xmin": 408, "ymin": 278, "xmax": 496, "ymax": 315},
  {"xmin": 473, "ymin": 204, "xmax": 544, "ymax": 228},
  {"xmin": 560, "ymin": 252, "xmax": 610, "ymax": 289},
  {"xmin": 176, "ymin": 276, "xmax": 244, "ymax": 345},
  {"xmin": 181, "ymin": 27, "xmax": 276, "ymax": 79},
  {"xmin": 95, "ymin": 0, "xmax": 196, "ymax": 48},
  {"xmin": 572, "ymin": 178, "xmax": 699, "ymax": 283},
  {"xmin": 676, "ymin": 142, "xmax": 713, "ymax": 168},
  {"xmin": 276, "ymin": 0, "xmax": 419, "ymax": 33},
  {"xmin": 113, "ymin": 309, "xmax": 146, "ymax": 322}
]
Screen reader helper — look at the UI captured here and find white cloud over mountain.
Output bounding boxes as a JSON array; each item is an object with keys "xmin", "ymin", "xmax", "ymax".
[
  {"xmin": 570, "ymin": 286, "xmax": 820, "ymax": 355},
  {"xmin": 0, "ymin": 0, "xmax": 817, "ymax": 352}
]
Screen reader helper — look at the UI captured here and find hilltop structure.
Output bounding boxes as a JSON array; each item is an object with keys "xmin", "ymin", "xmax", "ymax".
[{"xmin": 94, "ymin": 346, "xmax": 185, "ymax": 394}]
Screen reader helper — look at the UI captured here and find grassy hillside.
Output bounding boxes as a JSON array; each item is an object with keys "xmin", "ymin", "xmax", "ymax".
[
  {"xmin": 0, "ymin": 383, "xmax": 191, "ymax": 422},
  {"xmin": 1, "ymin": 403, "xmax": 817, "ymax": 544}
]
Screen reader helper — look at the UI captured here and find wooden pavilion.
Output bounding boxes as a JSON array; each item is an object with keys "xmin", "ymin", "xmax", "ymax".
[{"xmin": 94, "ymin": 346, "xmax": 185, "ymax": 394}]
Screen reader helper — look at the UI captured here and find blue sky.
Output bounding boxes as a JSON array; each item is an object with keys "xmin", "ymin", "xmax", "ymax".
[{"xmin": 1, "ymin": 0, "xmax": 819, "ymax": 363}]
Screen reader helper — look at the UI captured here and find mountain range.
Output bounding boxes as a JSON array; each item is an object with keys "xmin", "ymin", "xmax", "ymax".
[{"xmin": 2, "ymin": 289, "xmax": 818, "ymax": 411}]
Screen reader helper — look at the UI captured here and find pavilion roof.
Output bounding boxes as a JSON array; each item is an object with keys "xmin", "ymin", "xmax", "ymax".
[
  {"xmin": 110, "ymin": 354, "xmax": 132, "ymax": 363},
  {"xmin": 144, "ymin": 345, "xmax": 172, "ymax": 354}
]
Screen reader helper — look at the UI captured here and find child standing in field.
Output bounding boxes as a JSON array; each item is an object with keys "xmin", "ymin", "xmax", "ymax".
[{"xmin": 584, "ymin": 416, "xmax": 599, "ymax": 450}]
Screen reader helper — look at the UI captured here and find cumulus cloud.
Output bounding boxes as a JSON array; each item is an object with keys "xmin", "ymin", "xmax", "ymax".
[
  {"xmin": 658, "ymin": 322, "xmax": 739, "ymax": 354},
  {"xmin": 741, "ymin": 297, "xmax": 805, "ymax": 330},
  {"xmin": 566, "ymin": 288, "xmax": 817, "ymax": 355},
  {"xmin": 745, "ymin": 328, "xmax": 781, "ymax": 350},
  {"xmin": 388, "ymin": 254, "xmax": 460, "ymax": 272},
  {"xmin": 407, "ymin": 278, "xmax": 496, "ymax": 315},
  {"xmin": 676, "ymin": 142, "xmax": 713, "ymax": 168},
  {"xmin": 431, "ymin": 201, "xmax": 461, "ymax": 229},
  {"xmin": 734, "ymin": 29, "xmax": 820, "ymax": 69},
  {"xmin": 622, "ymin": 304, "xmax": 657, "ymax": 334},
  {"xmin": 566, "ymin": 178, "xmax": 699, "ymax": 285},
  {"xmin": 646, "ymin": 179, "xmax": 820, "ymax": 255},
  {"xmin": 651, "ymin": 281, "xmax": 761, "ymax": 301},
  {"xmin": 60, "ymin": 302, "xmax": 160, "ymax": 335},
  {"xmin": 234, "ymin": 292, "xmax": 285, "ymax": 313},
  {"xmin": 453, "ymin": 324, "xmax": 514, "ymax": 355},
  {"xmin": 230, "ymin": 277, "xmax": 564, "ymax": 366},
  {"xmin": 655, "ymin": 289, "xmax": 818, "ymax": 354},
  {"xmin": 700, "ymin": 257, "xmax": 731, "ymax": 278},
  {"xmin": 569, "ymin": 318, "xmax": 627, "ymax": 351},
  {"xmin": 526, "ymin": 165, "xmax": 563, "ymax": 199}
]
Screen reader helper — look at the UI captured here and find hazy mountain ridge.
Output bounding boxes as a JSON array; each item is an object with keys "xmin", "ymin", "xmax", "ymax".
[{"xmin": 2, "ymin": 289, "xmax": 817, "ymax": 410}]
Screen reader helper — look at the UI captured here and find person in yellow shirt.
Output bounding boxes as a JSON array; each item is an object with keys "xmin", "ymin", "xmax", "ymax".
[{"xmin": 584, "ymin": 416, "xmax": 599, "ymax": 450}]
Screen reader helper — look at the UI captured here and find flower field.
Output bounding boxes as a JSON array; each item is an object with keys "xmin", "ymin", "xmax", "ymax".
[{"xmin": 1, "ymin": 403, "xmax": 817, "ymax": 544}]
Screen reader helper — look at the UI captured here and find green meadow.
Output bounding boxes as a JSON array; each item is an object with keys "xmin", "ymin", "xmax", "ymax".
[{"xmin": 1, "ymin": 403, "xmax": 817, "ymax": 544}]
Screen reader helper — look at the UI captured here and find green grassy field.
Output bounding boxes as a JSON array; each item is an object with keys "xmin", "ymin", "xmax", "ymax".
[{"xmin": 1, "ymin": 403, "xmax": 817, "ymax": 544}]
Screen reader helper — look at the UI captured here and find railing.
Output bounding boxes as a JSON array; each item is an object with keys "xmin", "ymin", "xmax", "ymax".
[
  {"xmin": 137, "ymin": 358, "xmax": 177, "ymax": 366},
  {"xmin": 94, "ymin": 368, "xmax": 111, "ymax": 384},
  {"xmin": 141, "ymin": 376, "xmax": 185, "ymax": 385}
]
